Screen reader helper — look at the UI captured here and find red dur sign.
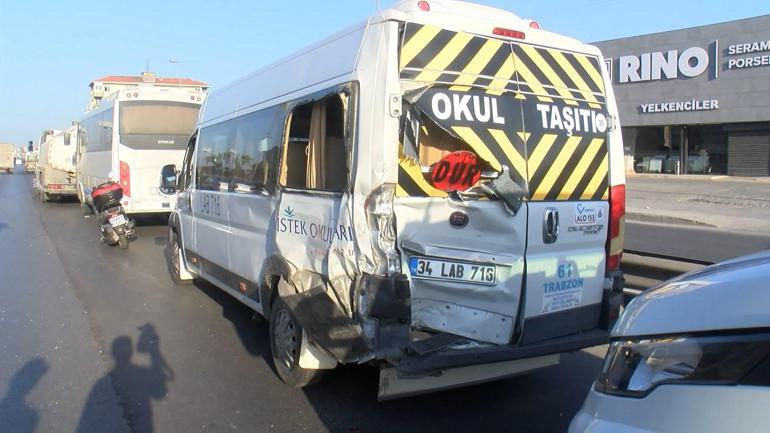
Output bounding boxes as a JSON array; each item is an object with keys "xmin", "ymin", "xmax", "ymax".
[{"xmin": 429, "ymin": 151, "xmax": 482, "ymax": 192}]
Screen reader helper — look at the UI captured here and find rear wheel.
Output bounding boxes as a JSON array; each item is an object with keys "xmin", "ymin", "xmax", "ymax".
[
  {"xmin": 118, "ymin": 234, "xmax": 129, "ymax": 249},
  {"xmin": 269, "ymin": 297, "xmax": 323, "ymax": 388}
]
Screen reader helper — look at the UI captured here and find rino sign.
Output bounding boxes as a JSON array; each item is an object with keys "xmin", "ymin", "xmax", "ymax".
[{"xmin": 618, "ymin": 46, "xmax": 710, "ymax": 83}]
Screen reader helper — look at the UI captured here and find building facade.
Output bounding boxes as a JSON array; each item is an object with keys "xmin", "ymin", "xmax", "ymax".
[
  {"xmin": 88, "ymin": 72, "xmax": 209, "ymax": 111},
  {"xmin": 594, "ymin": 15, "xmax": 770, "ymax": 176}
]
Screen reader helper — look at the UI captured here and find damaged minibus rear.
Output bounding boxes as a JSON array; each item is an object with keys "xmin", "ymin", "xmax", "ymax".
[{"xmin": 165, "ymin": 0, "xmax": 625, "ymax": 400}]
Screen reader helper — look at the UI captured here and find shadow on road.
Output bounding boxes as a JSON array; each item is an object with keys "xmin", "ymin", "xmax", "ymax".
[
  {"xmin": 0, "ymin": 358, "xmax": 48, "ymax": 433},
  {"xmin": 193, "ymin": 278, "xmax": 273, "ymax": 360},
  {"xmin": 76, "ymin": 324, "xmax": 174, "ymax": 433}
]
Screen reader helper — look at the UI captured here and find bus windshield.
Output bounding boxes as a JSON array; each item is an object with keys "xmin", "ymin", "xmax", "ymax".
[{"xmin": 119, "ymin": 101, "xmax": 200, "ymax": 150}]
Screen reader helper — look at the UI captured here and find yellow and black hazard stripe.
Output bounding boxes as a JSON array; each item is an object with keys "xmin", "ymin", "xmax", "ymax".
[
  {"xmin": 400, "ymin": 23, "xmax": 518, "ymax": 94},
  {"xmin": 397, "ymin": 23, "xmax": 609, "ymax": 201},
  {"xmin": 526, "ymin": 130, "xmax": 608, "ymax": 201},
  {"xmin": 399, "ymin": 23, "xmax": 606, "ymax": 105},
  {"xmin": 511, "ymin": 44, "xmax": 605, "ymax": 108}
]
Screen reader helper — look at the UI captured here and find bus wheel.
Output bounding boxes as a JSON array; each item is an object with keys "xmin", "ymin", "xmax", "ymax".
[{"xmin": 269, "ymin": 297, "xmax": 324, "ymax": 388}]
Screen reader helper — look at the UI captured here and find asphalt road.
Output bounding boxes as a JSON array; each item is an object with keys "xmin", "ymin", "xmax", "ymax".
[
  {"xmin": 626, "ymin": 221, "xmax": 770, "ymax": 263},
  {"xmin": 0, "ymin": 166, "xmax": 607, "ymax": 433}
]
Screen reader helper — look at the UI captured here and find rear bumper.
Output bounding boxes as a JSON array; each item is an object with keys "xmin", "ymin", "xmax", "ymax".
[
  {"xmin": 395, "ymin": 327, "xmax": 608, "ymax": 375},
  {"xmin": 44, "ymin": 184, "xmax": 78, "ymax": 195},
  {"xmin": 359, "ymin": 271, "xmax": 621, "ymax": 376},
  {"xmin": 125, "ymin": 198, "xmax": 176, "ymax": 214}
]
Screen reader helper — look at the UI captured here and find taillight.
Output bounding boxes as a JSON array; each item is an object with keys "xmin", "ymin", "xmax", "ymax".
[
  {"xmin": 606, "ymin": 184, "xmax": 625, "ymax": 271},
  {"xmin": 120, "ymin": 161, "xmax": 131, "ymax": 197}
]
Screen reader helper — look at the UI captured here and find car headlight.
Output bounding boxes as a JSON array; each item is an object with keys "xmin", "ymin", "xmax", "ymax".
[{"xmin": 595, "ymin": 333, "xmax": 770, "ymax": 397}]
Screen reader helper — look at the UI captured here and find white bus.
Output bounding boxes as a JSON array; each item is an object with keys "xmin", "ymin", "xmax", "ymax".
[
  {"xmin": 77, "ymin": 87, "xmax": 204, "ymax": 213},
  {"xmin": 163, "ymin": 0, "xmax": 626, "ymax": 399}
]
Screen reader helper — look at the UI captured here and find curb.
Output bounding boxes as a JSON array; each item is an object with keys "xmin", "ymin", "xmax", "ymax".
[
  {"xmin": 625, "ymin": 211, "xmax": 716, "ymax": 228},
  {"xmin": 627, "ymin": 173, "xmax": 770, "ymax": 183}
]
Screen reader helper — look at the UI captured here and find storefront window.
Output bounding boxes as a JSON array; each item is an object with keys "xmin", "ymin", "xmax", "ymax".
[{"xmin": 628, "ymin": 125, "xmax": 727, "ymax": 175}]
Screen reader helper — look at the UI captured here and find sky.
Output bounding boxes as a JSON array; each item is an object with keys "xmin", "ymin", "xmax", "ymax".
[{"xmin": 1, "ymin": 0, "xmax": 768, "ymax": 148}]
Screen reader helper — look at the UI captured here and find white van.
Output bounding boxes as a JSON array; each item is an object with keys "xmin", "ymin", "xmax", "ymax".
[
  {"xmin": 78, "ymin": 87, "xmax": 204, "ymax": 213},
  {"xmin": 162, "ymin": 0, "xmax": 626, "ymax": 399},
  {"xmin": 35, "ymin": 128, "xmax": 78, "ymax": 201}
]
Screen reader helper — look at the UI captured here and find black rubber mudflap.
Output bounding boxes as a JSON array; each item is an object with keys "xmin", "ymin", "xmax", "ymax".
[{"xmin": 282, "ymin": 287, "xmax": 369, "ymax": 363}]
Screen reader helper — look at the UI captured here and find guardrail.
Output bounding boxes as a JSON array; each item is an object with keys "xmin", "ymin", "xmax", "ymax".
[{"xmin": 621, "ymin": 250, "xmax": 711, "ymax": 303}]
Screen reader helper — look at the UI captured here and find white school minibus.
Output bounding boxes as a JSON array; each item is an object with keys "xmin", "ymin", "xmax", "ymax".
[
  {"xmin": 162, "ymin": 0, "xmax": 625, "ymax": 399},
  {"xmin": 77, "ymin": 87, "xmax": 204, "ymax": 213}
]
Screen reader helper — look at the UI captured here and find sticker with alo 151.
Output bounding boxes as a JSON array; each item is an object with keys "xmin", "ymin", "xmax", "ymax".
[{"xmin": 574, "ymin": 202, "xmax": 602, "ymax": 226}]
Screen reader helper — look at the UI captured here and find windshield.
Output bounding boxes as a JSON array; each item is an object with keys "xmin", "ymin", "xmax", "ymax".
[{"xmin": 119, "ymin": 101, "xmax": 200, "ymax": 150}]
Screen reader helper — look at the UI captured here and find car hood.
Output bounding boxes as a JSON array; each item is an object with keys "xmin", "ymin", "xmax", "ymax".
[{"xmin": 613, "ymin": 250, "xmax": 770, "ymax": 337}]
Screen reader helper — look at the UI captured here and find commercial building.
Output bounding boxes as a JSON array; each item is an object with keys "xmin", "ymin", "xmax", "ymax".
[
  {"xmin": 88, "ymin": 72, "xmax": 208, "ymax": 111},
  {"xmin": 594, "ymin": 15, "xmax": 770, "ymax": 176}
]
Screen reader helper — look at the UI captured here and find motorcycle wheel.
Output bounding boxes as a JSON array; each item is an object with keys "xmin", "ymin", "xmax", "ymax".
[{"xmin": 118, "ymin": 234, "xmax": 129, "ymax": 249}]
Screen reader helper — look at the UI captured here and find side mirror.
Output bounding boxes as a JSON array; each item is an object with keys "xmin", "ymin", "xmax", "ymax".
[{"xmin": 160, "ymin": 164, "xmax": 177, "ymax": 194}]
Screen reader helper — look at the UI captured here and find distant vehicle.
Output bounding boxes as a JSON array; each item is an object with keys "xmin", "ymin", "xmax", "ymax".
[
  {"xmin": 77, "ymin": 86, "xmax": 204, "ymax": 214},
  {"xmin": 161, "ymin": 0, "xmax": 625, "ymax": 400},
  {"xmin": 25, "ymin": 152, "xmax": 38, "ymax": 173},
  {"xmin": 35, "ymin": 128, "xmax": 78, "ymax": 201},
  {"xmin": 0, "ymin": 143, "xmax": 14, "ymax": 174},
  {"xmin": 570, "ymin": 250, "xmax": 770, "ymax": 433}
]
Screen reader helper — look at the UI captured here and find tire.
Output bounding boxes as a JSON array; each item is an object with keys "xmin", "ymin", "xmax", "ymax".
[
  {"xmin": 269, "ymin": 297, "xmax": 324, "ymax": 388},
  {"xmin": 118, "ymin": 234, "xmax": 129, "ymax": 249},
  {"xmin": 168, "ymin": 228, "xmax": 192, "ymax": 285}
]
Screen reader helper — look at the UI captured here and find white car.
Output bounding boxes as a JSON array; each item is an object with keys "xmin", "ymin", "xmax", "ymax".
[{"xmin": 570, "ymin": 250, "xmax": 770, "ymax": 433}]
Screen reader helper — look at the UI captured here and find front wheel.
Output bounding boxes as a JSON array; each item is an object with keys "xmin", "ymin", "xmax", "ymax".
[
  {"xmin": 168, "ymin": 228, "xmax": 192, "ymax": 285},
  {"xmin": 269, "ymin": 297, "xmax": 324, "ymax": 388},
  {"xmin": 118, "ymin": 234, "xmax": 129, "ymax": 249}
]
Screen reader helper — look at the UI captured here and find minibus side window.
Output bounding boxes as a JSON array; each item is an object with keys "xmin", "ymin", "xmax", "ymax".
[
  {"xmin": 196, "ymin": 107, "xmax": 282, "ymax": 193},
  {"xmin": 280, "ymin": 93, "xmax": 348, "ymax": 191},
  {"xmin": 196, "ymin": 122, "xmax": 230, "ymax": 191},
  {"xmin": 229, "ymin": 108, "xmax": 281, "ymax": 194}
]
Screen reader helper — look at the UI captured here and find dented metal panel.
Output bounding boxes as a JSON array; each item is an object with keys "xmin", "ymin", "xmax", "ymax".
[{"xmin": 394, "ymin": 197, "xmax": 526, "ymax": 344}]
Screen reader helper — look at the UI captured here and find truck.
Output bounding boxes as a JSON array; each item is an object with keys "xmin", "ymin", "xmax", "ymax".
[
  {"xmin": 0, "ymin": 143, "xmax": 14, "ymax": 174},
  {"xmin": 35, "ymin": 127, "xmax": 78, "ymax": 201},
  {"xmin": 25, "ymin": 152, "xmax": 38, "ymax": 173}
]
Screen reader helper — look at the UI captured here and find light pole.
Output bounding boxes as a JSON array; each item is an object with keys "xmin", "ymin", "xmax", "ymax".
[{"xmin": 169, "ymin": 59, "xmax": 181, "ymax": 87}]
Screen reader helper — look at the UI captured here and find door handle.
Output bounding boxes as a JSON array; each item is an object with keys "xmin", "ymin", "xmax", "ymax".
[{"xmin": 543, "ymin": 207, "xmax": 559, "ymax": 244}]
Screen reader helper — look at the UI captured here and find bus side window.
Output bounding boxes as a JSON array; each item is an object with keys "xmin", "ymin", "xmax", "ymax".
[{"xmin": 280, "ymin": 93, "xmax": 348, "ymax": 191}]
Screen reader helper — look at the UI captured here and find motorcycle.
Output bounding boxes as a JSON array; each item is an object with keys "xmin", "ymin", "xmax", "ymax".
[{"xmin": 91, "ymin": 181, "xmax": 135, "ymax": 249}]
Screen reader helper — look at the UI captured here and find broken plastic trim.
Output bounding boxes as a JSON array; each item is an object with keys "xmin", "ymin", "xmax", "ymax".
[
  {"xmin": 399, "ymin": 86, "xmax": 526, "ymax": 214},
  {"xmin": 480, "ymin": 166, "xmax": 525, "ymax": 215}
]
